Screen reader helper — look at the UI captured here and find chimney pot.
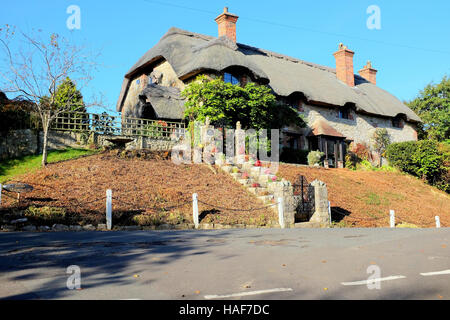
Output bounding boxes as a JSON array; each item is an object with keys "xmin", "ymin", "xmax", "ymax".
[
  {"xmin": 333, "ymin": 43, "xmax": 355, "ymax": 87},
  {"xmin": 215, "ymin": 7, "xmax": 239, "ymax": 42},
  {"xmin": 358, "ymin": 60, "xmax": 378, "ymax": 85}
]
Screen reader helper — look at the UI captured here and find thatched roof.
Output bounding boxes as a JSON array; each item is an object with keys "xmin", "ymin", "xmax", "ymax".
[
  {"xmin": 0, "ymin": 91, "xmax": 8, "ymax": 103},
  {"xmin": 122, "ymin": 84, "xmax": 185, "ymax": 120},
  {"xmin": 117, "ymin": 27, "xmax": 420, "ymax": 123},
  {"xmin": 141, "ymin": 84, "xmax": 185, "ymax": 120}
]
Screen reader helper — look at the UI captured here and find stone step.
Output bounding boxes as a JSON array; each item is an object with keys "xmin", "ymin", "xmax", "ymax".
[
  {"xmin": 250, "ymin": 166, "xmax": 262, "ymax": 177},
  {"xmin": 247, "ymin": 186, "xmax": 270, "ymax": 196},
  {"xmin": 238, "ymin": 178, "xmax": 255, "ymax": 186},
  {"xmin": 257, "ymin": 194, "xmax": 274, "ymax": 204},
  {"xmin": 230, "ymin": 172, "xmax": 241, "ymax": 180},
  {"xmin": 257, "ymin": 174, "xmax": 270, "ymax": 184},
  {"xmin": 241, "ymin": 162, "xmax": 254, "ymax": 172},
  {"xmin": 221, "ymin": 166, "xmax": 232, "ymax": 173}
]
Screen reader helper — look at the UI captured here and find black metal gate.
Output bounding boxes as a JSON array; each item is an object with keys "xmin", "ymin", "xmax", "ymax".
[{"xmin": 293, "ymin": 175, "xmax": 314, "ymax": 221}]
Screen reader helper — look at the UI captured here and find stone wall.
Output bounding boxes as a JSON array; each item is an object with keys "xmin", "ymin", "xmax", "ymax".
[
  {"xmin": 0, "ymin": 129, "xmax": 177, "ymax": 159},
  {"xmin": 0, "ymin": 129, "xmax": 39, "ymax": 160},
  {"xmin": 39, "ymin": 131, "xmax": 88, "ymax": 152},
  {"xmin": 97, "ymin": 135, "xmax": 178, "ymax": 151},
  {"xmin": 285, "ymin": 103, "xmax": 417, "ymax": 150}
]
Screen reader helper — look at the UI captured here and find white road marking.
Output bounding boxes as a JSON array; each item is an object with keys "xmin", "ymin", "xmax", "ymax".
[
  {"xmin": 341, "ymin": 275, "xmax": 406, "ymax": 286},
  {"xmin": 204, "ymin": 288, "xmax": 293, "ymax": 299},
  {"xmin": 420, "ymin": 269, "xmax": 450, "ymax": 276}
]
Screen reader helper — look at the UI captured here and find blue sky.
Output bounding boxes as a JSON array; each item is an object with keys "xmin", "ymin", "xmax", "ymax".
[{"xmin": 1, "ymin": 0, "xmax": 449, "ymax": 115}]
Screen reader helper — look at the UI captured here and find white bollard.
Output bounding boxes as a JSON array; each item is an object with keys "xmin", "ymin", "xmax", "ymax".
[
  {"xmin": 192, "ymin": 193, "xmax": 199, "ymax": 229},
  {"xmin": 278, "ymin": 197, "xmax": 285, "ymax": 229},
  {"xmin": 328, "ymin": 201, "xmax": 332, "ymax": 224},
  {"xmin": 106, "ymin": 189, "xmax": 112, "ymax": 230},
  {"xmin": 435, "ymin": 216, "xmax": 441, "ymax": 228},
  {"xmin": 389, "ymin": 210, "xmax": 395, "ymax": 228}
]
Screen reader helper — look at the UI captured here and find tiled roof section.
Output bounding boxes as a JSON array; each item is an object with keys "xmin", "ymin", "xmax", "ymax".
[{"xmin": 309, "ymin": 120, "xmax": 345, "ymax": 138}]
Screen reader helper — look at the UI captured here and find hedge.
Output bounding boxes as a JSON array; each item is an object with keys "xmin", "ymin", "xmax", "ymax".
[{"xmin": 386, "ymin": 140, "xmax": 449, "ymax": 192}]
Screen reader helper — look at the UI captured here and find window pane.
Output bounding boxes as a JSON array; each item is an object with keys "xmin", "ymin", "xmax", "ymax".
[
  {"xmin": 224, "ymin": 73, "xmax": 231, "ymax": 83},
  {"xmin": 224, "ymin": 72, "xmax": 240, "ymax": 85}
]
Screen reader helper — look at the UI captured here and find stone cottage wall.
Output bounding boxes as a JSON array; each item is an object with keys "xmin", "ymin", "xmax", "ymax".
[
  {"xmin": 121, "ymin": 60, "xmax": 185, "ymax": 118},
  {"xmin": 292, "ymin": 103, "xmax": 417, "ymax": 150}
]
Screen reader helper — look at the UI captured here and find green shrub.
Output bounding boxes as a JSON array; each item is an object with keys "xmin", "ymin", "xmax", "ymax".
[
  {"xmin": 166, "ymin": 211, "xmax": 185, "ymax": 225},
  {"xmin": 357, "ymin": 159, "xmax": 374, "ymax": 171},
  {"xmin": 280, "ymin": 147, "xmax": 309, "ymax": 164},
  {"xmin": 386, "ymin": 140, "xmax": 448, "ymax": 192},
  {"xmin": 307, "ymin": 151, "xmax": 324, "ymax": 166},
  {"xmin": 24, "ymin": 206, "xmax": 66, "ymax": 222},
  {"xmin": 386, "ymin": 141, "xmax": 419, "ymax": 175},
  {"xmin": 345, "ymin": 142, "xmax": 373, "ymax": 169},
  {"xmin": 345, "ymin": 152, "xmax": 358, "ymax": 170},
  {"xmin": 132, "ymin": 213, "xmax": 164, "ymax": 226}
]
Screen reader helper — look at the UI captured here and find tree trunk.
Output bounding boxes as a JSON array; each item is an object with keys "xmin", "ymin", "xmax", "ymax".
[
  {"xmin": 41, "ymin": 125, "xmax": 49, "ymax": 167},
  {"xmin": 41, "ymin": 113, "xmax": 50, "ymax": 167}
]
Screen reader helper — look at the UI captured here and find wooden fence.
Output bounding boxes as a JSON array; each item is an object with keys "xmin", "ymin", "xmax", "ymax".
[{"xmin": 50, "ymin": 112, "xmax": 185, "ymax": 140}]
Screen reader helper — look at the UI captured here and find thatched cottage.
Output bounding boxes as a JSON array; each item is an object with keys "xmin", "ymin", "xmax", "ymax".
[{"xmin": 116, "ymin": 7, "xmax": 420, "ymax": 167}]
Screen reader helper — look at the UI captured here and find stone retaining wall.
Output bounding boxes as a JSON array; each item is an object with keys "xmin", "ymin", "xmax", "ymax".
[
  {"xmin": 0, "ymin": 129, "xmax": 39, "ymax": 160},
  {"xmin": 0, "ymin": 129, "xmax": 177, "ymax": 159}
]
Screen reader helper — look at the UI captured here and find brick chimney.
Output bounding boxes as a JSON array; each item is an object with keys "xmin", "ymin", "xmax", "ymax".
[
  {"xmin": 215, "ymin": 7, "xmax": 239, "ymax": 42},
  {"xmin": 333, "ymin": 43, "xmax": 355, "ymax": 87},
  {"xmin": 358, "ymin": 61, "xmax": 377, "ymax": 85}
]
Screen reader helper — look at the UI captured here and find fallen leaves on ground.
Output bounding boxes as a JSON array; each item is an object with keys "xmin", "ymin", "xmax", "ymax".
[
  {"xmin": 278, "ymin": 164, "xmax": 450, "ymax": 228},
  {"xmin": 1, "ymin": 152, "xmax": 277, "ymax": 226}
]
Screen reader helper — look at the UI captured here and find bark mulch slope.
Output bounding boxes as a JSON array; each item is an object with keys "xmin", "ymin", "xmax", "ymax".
[
  {"xmin": 1, "ymin": 152, "xmax": 277, "ymax": 226},
  {"xmin": 278, "ymin": 164, "xmax": 450, "ymax": 228}
]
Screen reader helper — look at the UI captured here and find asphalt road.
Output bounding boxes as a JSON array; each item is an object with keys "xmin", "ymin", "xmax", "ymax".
[{"xmin": 0, "ymin": 228, "xmax": 449, "ymax": 300}]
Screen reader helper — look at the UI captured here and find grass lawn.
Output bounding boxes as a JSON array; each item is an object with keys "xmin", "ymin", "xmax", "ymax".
[{"xmin": 0, "ymin": 148, "xmax": 98, "ymax": 183}]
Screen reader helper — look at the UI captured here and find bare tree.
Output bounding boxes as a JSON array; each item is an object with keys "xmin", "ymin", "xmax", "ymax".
[{"xmin": 0, "ymin": 25, "xmax": 101, "ymax": 166}]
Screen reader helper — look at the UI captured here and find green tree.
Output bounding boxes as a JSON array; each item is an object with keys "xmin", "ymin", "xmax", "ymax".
[
  {"xmin": 181, "ymin": 75, "xmax": 305, "ymax": 130},
  {"xmin": 372, "ymin": 128, "xmax": 391, "ymax": 166},
  {"xmin": 54, "ymin": 77, "xmax": 84, "ymax": 112},
  {"xmin": 406, "ymin": 75, "xmax": 450, "ymax": 141},
  {"xmin": 52, "ymin": 77, "xmax": 86, "ymax": 131}
]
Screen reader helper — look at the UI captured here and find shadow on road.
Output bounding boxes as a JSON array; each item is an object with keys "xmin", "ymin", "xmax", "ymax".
[{"xmin": 0, "ymin": 230, "xmax": 235, "ymax": 300}]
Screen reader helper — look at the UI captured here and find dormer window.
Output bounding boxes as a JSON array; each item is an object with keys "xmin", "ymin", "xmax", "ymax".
[
  {"xmin": 224, "ymin": 72, "xmax": 240, "ymax": 85},
  {"xmin": 286, "ymin": 93, "xmax": 306, "ymax": 112},
  {"xmin": 392, "ymin": 116, "xmax": 404, "ymax": 128},
  {"xmin": 338, "ymin": 107, "xmax": 351, "ymax": 119}
]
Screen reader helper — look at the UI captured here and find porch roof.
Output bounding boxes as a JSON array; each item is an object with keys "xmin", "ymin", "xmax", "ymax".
[{"xmin": 308, "ymin": 120, "xmax": 345, "ymax": 138}]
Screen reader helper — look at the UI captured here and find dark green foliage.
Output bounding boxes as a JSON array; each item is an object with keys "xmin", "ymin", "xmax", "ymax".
[
  {"xmin": 53, "ymin": 78, "xmax": 87, "ymax": 130},
  {"xmin": 406, "ymin": 75, "xmax": 449, "ymax": 141},
  {"xmin": 280, "ymin": 147, "xmax": 309, "ymax": 164},
  {"xmin": 386, "ymin": 140, "xmax": 449, "ymax": 192},
  {"xmin": 0, "ymin": 96, "xmax": 39, "ymax": 132},
  {"xmin": 54, "ymin": 78, "xmax": 84, "ymax": 112},
  {"xmin": 181, "ymin": 75, "xmax": 305, "ymax": 130},
  {"xmin": 385, "ymin": 141, "xmax": 418, "ymax": 175}
]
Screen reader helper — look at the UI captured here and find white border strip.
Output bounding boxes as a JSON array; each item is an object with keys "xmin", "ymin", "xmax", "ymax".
[
  {"xmin": 204, "ymin": 288, "xmax": 293, "ymax": 299},
  {"xmin": 420, "ymin": 269, "xmax": 450, "ymax": 276},
  {"xmin": 341, "ymin": 275, "xmax": 406, "ymax": 286}
]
